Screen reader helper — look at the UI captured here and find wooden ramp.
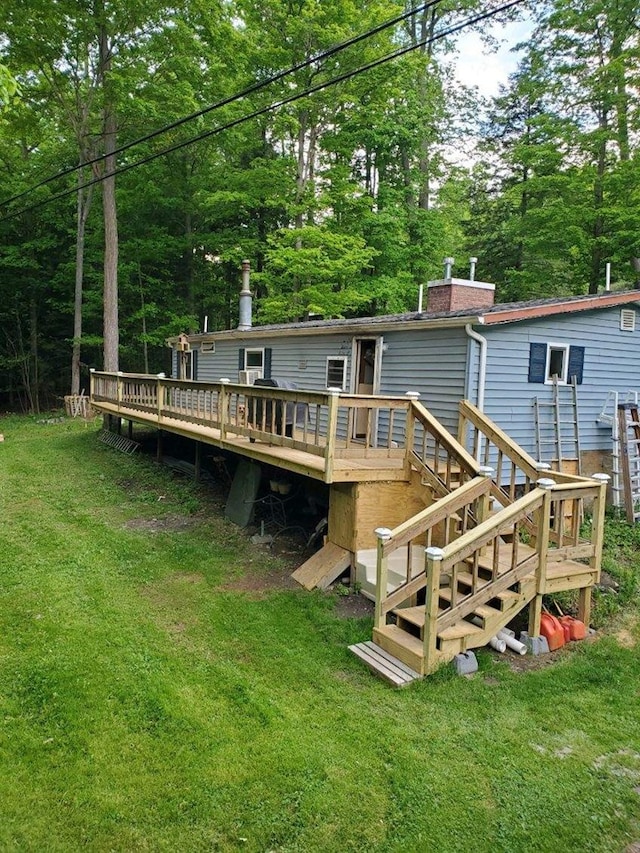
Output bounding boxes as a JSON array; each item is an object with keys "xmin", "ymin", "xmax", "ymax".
[
  {"xmin": 292, "ymin": 542, "xmax": 351, "ymax": 590},
  {"xmin": 348, "ymin": 641, "xmax": 421, "ymax": 688}
]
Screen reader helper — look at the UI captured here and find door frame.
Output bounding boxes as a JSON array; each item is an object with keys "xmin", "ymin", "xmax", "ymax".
[{"xmin": 350, "ymin": 336, "xmax": 383, "ymax": 443}]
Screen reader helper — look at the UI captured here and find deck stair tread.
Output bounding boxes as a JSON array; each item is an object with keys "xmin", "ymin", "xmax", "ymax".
[
  {"xmin": 292, "ymin": 542, "xmax": 351, "ymax": 590},
  {"xmin": 476, "ymin": 542, "xmax": 536, "ymax": 574},
  {"xmin": 437, "ymin": 587, "xmax": 504, "ymax": 620},
  {"xmin": 348, "ymin": 641, "xmax": 421, "ymax": 687}
]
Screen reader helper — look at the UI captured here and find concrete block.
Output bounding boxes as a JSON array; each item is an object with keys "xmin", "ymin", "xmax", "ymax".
[
  {"xmin": 519, "ymin": 632, "xmax": 550, "ymax": 655},
  {"xmin": 453, "ymin": 651, "xmax": 478, "ymax": 676}
]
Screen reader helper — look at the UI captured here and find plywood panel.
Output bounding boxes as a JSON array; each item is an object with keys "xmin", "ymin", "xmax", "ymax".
[{"xmin": 328, "ymin": 483, "xmax": 357, "ymax": 551}]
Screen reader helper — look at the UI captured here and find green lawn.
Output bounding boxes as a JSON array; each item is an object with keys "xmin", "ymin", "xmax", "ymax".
[{"xmin": 0, "ymin": 416, "xmax": 639, "ymax": 852}]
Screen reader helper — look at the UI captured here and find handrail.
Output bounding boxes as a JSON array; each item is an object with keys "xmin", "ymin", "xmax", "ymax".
[{"xmin": 375, "ymin": 476, "xmax": 492, "ymax": 625}]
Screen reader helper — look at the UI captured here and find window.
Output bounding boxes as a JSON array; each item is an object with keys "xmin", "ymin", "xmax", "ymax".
[
  {"xmin": 238, "ymin": 347, "xmax": 272, "ymax": 380},
  {"xmin": 326, "ymin": 357, "xmax": 347, "ymax": 390},
  {"xmin": 621, "ymin": 309, "xmax": 636, "ymax": 332},
  {"xmin": 528, "ymin": 342, "xmax": 584, "ymax": 385}
]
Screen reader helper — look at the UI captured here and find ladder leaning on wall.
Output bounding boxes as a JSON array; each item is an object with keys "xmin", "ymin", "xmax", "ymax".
[
  {"xmin": 617, "ymin": 402, "xmax": 640, "ymax": 523},
  {"xmin": 533, "ymin": 376, "xmax": 582, "ymax": 474},
  {"xmin": 596, "ymin": 390, "xmax": 640, "ymax": 508}
]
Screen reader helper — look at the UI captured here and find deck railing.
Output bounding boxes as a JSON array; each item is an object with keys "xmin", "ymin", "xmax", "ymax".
[{"xmin": 91, "ymin": 372, "xmax": 423, "ymax": 480}]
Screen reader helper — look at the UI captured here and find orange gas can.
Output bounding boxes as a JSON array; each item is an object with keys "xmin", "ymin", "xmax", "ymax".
[
  {"xmin": 540, "ymin": 613, "xmax": 566, "ymax": 651},
  {"xmin": 559, "ymin": 615, "xmax": 586, "ymax": 641}
]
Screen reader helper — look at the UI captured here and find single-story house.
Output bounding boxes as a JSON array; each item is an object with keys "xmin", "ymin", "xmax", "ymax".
[{"xmin": 169, "ymin": 271, "xmax": 640, "ymax": 485}]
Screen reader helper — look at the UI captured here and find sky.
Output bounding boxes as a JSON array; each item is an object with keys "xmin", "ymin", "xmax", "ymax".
[{"xmin": 455, "ymin": 18, "xmax": 534, "ymax": 97}]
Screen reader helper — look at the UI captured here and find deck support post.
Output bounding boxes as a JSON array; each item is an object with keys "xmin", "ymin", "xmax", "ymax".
[
  {"xmin": 529, "ymin": 478, "xmax": 554, "ymax": 636},
  {"xmin": 194, "ymin": 441, "xmax": 202, "ymax": 482},
  {"xmin": 128, "ymin": 420, "xmax": 133, "ymax": 440},
  {"xmin": 374, "ymin": 527, "xmax": 392, "ymax": 629},
  {"xmin": 423, "ymin": 547, "xmax": 444, "ymax": 675},
  {"xmin": 581, "ymin": 473, "xmax": 609, "ymax": 627}
]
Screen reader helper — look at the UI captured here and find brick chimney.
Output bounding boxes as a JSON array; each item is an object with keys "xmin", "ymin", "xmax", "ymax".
[{"xmin": 426, "ymin": 257, "xmax": 495, "ymax": 313}]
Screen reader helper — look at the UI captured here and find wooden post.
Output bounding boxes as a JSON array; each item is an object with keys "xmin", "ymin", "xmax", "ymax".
[
  {"xmin": 476, "ymin": 466, "xmax": 494, "ymax": 554},
  {"xmin": 528, "ymin": 478, "xmax": 554, "ymax": 637},
  {"xmin": 219, "ymin": 379, "xmax": 229, "ymax": 440},
  {"xmin": 325, "ymin": 389, "xmax": 340, "ymax": 483},
  {"xmin": 374, "ymin": 527, "xmax": 392, "ymax": 629},
  {"xmin": 423, "ymin": 547, "xmax": 444, "ymax": 675},
  {"xmin": 127, "ymin": 420, "xmax": 133, "ymax": 439},
  {"xmin": 156, "ymin": 372, "xmax": 165, "ymax": 425},
  {"xmin": 404, "ymin": 392, "xmax": 419, "ymax": 479},
  {"xmin": 580, "ymin": 473, "xmax": 609, "ymax": 626},
  {"xmin": 194, "ymin": 441, "xmax": 202, "ymax": 482}
]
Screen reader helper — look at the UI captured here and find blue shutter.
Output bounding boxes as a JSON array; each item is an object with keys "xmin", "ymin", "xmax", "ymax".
[
  {"xmin": 528, "ymin": 342, "xmax": 547, "ymax": 383},
  {"xmin": 567, "ymin": 346, "xmax": 584, "ymax": 385},
  {"xmin": 264, "ymin": 348, "xmax": 272, "ymax": 379},
  {"xmin": 192, "ymin": 349, "xmax": 198, "ymax": 381},
  {"xmin": 238, "ymin": 348, "xmax": 245, "ymax": 370}
]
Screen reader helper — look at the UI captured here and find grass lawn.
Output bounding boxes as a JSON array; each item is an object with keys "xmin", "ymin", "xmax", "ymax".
[{"xmin": 1, "ymin": 416, "xmax": 639, "ymax": 852}]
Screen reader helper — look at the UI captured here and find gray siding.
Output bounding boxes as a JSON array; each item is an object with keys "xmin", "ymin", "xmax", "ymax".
[
  {"xmin": 378, "ymin": 327, "xmax": 468, "ymax": 433},
  {"xmin": 481, "ymin": 306, "xmax": 640, "ymax": 458}
]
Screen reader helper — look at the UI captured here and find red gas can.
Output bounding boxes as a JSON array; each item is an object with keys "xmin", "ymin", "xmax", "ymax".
[
  {"xmin": 559, "ymin": 615, "xmax": 587, "ymax": 641},
  {"xmin": 540, "ymin": 613, "xmax": 566, "ymax": 651}
]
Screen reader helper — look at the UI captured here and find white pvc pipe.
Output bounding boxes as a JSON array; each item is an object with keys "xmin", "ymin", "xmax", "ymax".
[
  {"xmin": 489, "ymin": 636, "xmax": 507, "ymax": 653},
  {"xmin": 497, "ymin": 629, "xmax": 527, "ymax": 655}
]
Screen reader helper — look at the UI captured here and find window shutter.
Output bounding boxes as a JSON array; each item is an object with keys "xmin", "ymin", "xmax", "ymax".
[
  {"xmin": 567, "ymin": 346, "xmax": 584, "ymax": 385},
  {"xmin": 238, "ymin": 348, "xmax": 245, "ymax": 370},
  {"xmin": 264, "ymin": 348, "xmax": 272, "ymax": 379},
  {"xmin": 192, "ymin": 349, "xmax": 198, "ymax": 381},
  {"xmin": 528, "ymin": 342, "xmax": 547, "ymax": 383}
]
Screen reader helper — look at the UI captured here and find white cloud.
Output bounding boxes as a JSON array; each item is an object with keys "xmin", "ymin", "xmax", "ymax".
[{"xmin": 454, "ymin": 19, "xmax": 533, "ymax": 97}]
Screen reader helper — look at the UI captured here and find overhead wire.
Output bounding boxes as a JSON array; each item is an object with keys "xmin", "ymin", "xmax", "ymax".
[
  {"xmin": 0, "ymin": 0, "xmax": 447, "ymax": 208},
  {"xmin": 0, "ymin": 0, "xmax": 523, "ymax": 223}
]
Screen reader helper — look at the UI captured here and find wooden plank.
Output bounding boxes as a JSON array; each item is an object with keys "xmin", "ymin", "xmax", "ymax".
[
  {"xmin": 292, "ymin": 542, "xmax": 351, "ymax": 590},
  {"xmin": 373, "ymin": 624, "xmax": 425, "ymax": 674},
  {"xmin": 348, "ymin": 641, "xmax": 421, "ymax": 687}
]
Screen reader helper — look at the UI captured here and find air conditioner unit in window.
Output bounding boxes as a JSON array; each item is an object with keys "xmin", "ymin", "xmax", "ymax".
[{"xmin": 238, "ymin": 369, "xmax": 262, "ymax": 385}]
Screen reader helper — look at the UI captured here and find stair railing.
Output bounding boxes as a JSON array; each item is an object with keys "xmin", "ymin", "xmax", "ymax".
[
  {"xmin": 374, "ymin": 474, "xmax": 493, "ymax": 629},
  {"xmin": 422, "ymin": 487, "xmax": 547, "ymax": 669},
  {"xmin": 406, "ymin": 400, "xmax": 481, "ymax": 495},
  {"xmin": 458, "ymin": 400, "xmax": 589, "ymax": 504}
]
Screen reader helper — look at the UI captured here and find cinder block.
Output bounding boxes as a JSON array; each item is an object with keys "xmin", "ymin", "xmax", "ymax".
[
  {"xmin": 453, "ymin": 651, "xmax": 478, "ymax": 676},
  {"xmin": 519, "ymin": 632, "xmax": 550, "ymax": 655}
]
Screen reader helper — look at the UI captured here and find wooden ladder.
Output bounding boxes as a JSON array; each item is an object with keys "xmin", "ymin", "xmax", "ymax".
[
  {"xmin": 533, "ymin": 376, "xmax": 581, "ymax": 473},
  {"xmin": 617, "ymin": 403, "xmax": 640, "ymax": 523}
]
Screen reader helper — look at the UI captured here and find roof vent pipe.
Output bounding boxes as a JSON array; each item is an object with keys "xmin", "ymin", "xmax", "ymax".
[
  {"xmin": 469, "ymin": 257, "xmax": 477, "ymax": 282},
  {"xmin": 443, "ymin": 257, "xmax": 454, "ymax": 279},
  {"xmin": 238, "ymin": 260, "xmax": 252, "ymax": 330},
  {"xmin": 417, "ymin": 283, "xmax": 424, "ymax": 313},
  {"xmin": 605, "ymin": 262, "xmax": 611, "ymax": 292}
]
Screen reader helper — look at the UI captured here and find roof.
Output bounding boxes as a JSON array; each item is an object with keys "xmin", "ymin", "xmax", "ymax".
[{"xmin": 173, "ymin": 288, "xmax": 640, "ymax": 344}]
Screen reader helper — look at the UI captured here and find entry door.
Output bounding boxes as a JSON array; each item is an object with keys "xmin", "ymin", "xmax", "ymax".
[{"xmin": 353, "ymin": 338, "xmax": 380, "ymax": 439}]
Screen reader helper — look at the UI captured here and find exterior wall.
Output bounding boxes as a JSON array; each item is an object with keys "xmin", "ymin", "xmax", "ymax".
[
  {"xmin": 193, "ymin": 333, "xmax": 356, "ymax": 389},
  {"xmin": 189, "ymin": 326, "xmax": 469, "ymax": 434},
  {"xmin": 480, "ymin": 306, "xmax": 640, "ymax": 462}
]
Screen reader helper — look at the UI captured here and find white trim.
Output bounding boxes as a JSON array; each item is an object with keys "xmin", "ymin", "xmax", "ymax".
[
  {"xmin": 620, "ymin": 308, "xmax": 636, "ymax": 332},
  {"xmin": 544, "ymin": 342, "xmax": 570, "ymax": 385},
  {"xmin": 325, "ymin": 356, "xmax": 348, "ymax": 391},
  {"xmin": 244, "ymin": 347, "xmax": 265, "ymax": 375},
  {"xmin": 427, "ymin": 278, "xmax": 495, "ymax": 291}
]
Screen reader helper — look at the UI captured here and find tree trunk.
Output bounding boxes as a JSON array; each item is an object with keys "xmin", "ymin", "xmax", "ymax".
[
  {"xmin": 99, "ymin": 24, "xmax": 119, "ymax": 372},
  {"xmin": 71, "ymin": 166, "xmax": 93, "ymax": 395}
]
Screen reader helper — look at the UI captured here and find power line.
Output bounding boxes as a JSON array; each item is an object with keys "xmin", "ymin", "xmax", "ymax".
[
  {"xmin": 0, "ymin": 0, "xmax": 447, "ymax": 208},
  {"xmin": 0, "ymin": 0, "xmax": 523, "ymax": 223}
]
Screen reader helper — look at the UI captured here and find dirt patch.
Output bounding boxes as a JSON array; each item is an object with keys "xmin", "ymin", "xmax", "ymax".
[
  {"xmin": 220, "ymin": 561, "xmax": 299, "ymax": 597},
  {"xmin": 124, "ymin": 514, "xmax": 200, "ymax": 533},
  {"xmin": 333, "ymin": 592, "xmax": 374, "ymax": 619},
  {"xmin": 615, "ymin": 628, "xmax": 637, "ymax": 649}
]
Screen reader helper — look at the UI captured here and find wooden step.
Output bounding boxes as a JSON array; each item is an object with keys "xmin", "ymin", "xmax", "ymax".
[
  {"xmin": 373, "ymin": 624, "xmax": 426, "ymax": 674},
  {"xmin": 292, "ymin": 541, "xmax": 351, "ymax": 590},
  {"xmin": 348, "ymin": 641, "xmax": 421, "ymax": 688},
  {"xmin": 544, "ymin": 559, "xmax": 597, "ymax": 593}
]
